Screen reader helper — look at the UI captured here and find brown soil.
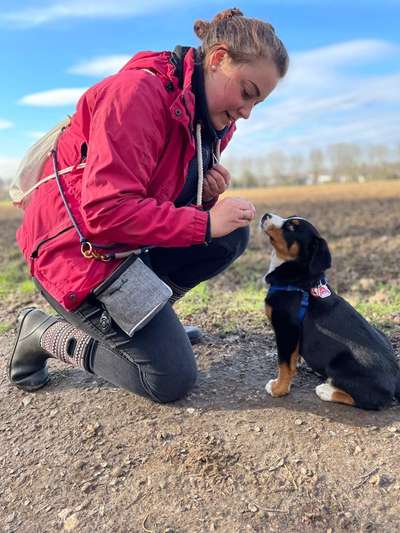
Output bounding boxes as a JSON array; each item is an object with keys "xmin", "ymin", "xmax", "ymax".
[{"xmin": 1, "ymin": 182, "xmax": 400, "ymax": 532}]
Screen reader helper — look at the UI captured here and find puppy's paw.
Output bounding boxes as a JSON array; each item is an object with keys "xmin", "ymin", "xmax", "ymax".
[
  {"xmin": 265, "ymin": 379, "xmax": 290, "ymax": 397},
  {"xmin": 265, "ymin": 379, "xmax": 275, "ymax": 396},
  {"xmin": 315, "ymin": 382, "xmax": 335, "ymax": 402}
]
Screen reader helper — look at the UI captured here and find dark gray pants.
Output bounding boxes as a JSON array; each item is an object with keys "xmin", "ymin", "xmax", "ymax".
[{"xmin": 39, "ymin": 227, "xmax": 249, "ymax": 403}]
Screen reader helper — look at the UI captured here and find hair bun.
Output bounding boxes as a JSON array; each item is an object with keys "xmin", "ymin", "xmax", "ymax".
[
  {"xmin": 213, "ymin": 8, "xmax": 244, "ymax": 23},
  {"xmin": 193, "ymin": 19, "xmax": 211, "ymax": 40}
]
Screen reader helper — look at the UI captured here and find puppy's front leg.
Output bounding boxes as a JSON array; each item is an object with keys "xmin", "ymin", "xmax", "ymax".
[
  {"xmin": 266, "ymin": 344, "xmax": 299, "ymax": 397},
  {"xmin": 265, "ymin": 300, "xmax": 301, "ymax": 397}
]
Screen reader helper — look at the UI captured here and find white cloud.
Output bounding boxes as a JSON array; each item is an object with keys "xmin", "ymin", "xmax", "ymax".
[
  {"xmin": 69, "ymin": 55, "xmax": 131, "ymax": 77},
  {"xmin": 0, "ymin": 119, "xmax": 13, "ymax": 130},
  {"xmin": 0, "ymin": 156, "xmax": 20, "ymax": 181},
  {"xmin": 19, "ymin": 88, "xmax": 88, "ymax": 107},
  {"xmin": 225, "ymin": 39, "xmax": 400, "ymax": 157},
  {"xmin": 1, "ymin": 0, "xmax": 182, "ymax": 27}
]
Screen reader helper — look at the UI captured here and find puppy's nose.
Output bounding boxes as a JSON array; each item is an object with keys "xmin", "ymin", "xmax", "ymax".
[{"xmin": 261, "ymin": 213, "xmax": 272, "ymax": 227}]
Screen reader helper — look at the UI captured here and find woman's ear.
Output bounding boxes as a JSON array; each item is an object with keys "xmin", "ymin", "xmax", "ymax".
[
  {"xmin": 309, "ymin": 236, "xmax": 331, "ymax": 276},
  {"xmin": 208, "ymin": 46, "xmax": 229, "ymax": 69}
]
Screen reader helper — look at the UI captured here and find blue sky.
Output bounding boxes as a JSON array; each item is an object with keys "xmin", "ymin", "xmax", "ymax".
[{"xmin": 1, "ymin": 0, "xmax": 400, "ymax": 179}]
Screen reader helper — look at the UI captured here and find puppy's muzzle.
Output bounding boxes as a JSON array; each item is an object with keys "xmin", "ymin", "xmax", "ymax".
[{"xmin": 260, "ymin": 213, "xmax": 285, "ymax": 231}]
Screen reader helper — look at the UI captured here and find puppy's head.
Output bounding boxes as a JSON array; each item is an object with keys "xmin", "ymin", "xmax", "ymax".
[{"xmin": 260, "ymin": 213, "xmax": 331, "ymax": 278}]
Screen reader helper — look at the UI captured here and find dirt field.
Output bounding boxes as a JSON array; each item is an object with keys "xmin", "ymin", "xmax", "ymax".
[{"xmin": 1, "ymin": 180, "xmax": 400, "ymax": 532}]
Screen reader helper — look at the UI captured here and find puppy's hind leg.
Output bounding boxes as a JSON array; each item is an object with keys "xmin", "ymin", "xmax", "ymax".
[{"xmin": 315, "ymin": 380, "xmax": 355, "ymax": 406}]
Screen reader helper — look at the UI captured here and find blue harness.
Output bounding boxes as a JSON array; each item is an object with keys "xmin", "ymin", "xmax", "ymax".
[
  {"xmin": 267, "ymin": 284, "xmax": 309, "ymax": 322},
  {"xmin": 267, "ymin": 277, "xmax": 328, "ymax": 322}
]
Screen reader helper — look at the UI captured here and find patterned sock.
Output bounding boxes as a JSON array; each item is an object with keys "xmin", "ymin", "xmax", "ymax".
[{"xmin": 40, "ymin": 320, "xmax": 93, "ymax": 370}]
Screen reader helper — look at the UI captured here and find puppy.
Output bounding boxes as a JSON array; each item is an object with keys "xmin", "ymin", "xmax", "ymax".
[{"xmin": 261, "ymin": 212, "xmax": 400, "ymax": 410}]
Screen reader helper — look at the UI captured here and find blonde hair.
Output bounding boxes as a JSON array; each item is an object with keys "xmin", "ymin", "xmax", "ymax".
[{"xmin": 194, "ymin": 8, "xmax": 289, "ymax": 77}]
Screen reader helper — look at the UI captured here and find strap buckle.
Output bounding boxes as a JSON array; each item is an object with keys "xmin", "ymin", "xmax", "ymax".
[{"xmin": 81, "ymin": 241, "xmax": 111, "ymax": 262}]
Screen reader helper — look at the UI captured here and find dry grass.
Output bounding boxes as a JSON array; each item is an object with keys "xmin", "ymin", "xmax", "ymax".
[{"xmin": 226, "ymin": 179, "xmax": 400, "ymax": 203}]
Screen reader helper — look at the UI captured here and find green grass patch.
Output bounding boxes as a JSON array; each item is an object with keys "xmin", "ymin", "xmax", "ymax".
[
  {"xmin": 0, "ymin": 322, "xmax": 12, "ymax": 335},
  {"xmin": 0, "ymin": 261, "xmax": 35, "ymax": 296},
  {"xmin": 176, "ymin": 281, "xmax": 265, "ymax": 333},
  {"xmin": 177, "ymin": 280, "xmax": 400, "ymax": 334},
  {"xmin": 19, "ymin": 279, "xmax": 36, "ymax": 294},
  {"xmin": 175, "ymin": 282, "xmax": 210, "ymax": 316},
  {"xmin": 348, "ymin": 283, "xmax": 400, "ymax": 327}
]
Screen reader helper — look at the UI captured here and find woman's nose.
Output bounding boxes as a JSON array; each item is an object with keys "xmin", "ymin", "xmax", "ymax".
[{"xmin": 238, "ymin": 103, "xmax": 253, "ymax": 120}]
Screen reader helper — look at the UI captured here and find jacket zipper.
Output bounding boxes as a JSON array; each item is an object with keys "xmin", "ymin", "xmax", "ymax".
[{"xmin": 31, "ymin": 225, "xmax": 73, "ymax": 259}]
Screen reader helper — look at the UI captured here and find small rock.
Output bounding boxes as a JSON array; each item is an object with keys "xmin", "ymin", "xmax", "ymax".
[
  {"xmin": 295, "ymin": 419, "xmax": 303, "ymax": 426},
  {"xmin": 248, "ymin": 503, "xmax": 258, "ymax": 513},
  {"xmin": 6, "ymin": 513, "xmax": 16, "ymax": 523},
  {"xmin": 254, "ymin": 426, "xmax": 262, "ymax": 433},
  {"xmin": 156, "ymin": 432, "xmax": 170, "ymax": 440},
  {"xmin": 369, "ymin": 474, "xmax": 382, "ymax": 486},
  {"xmin": 111, "ymin": 466, "xmax": 123, "ymax": 477},
  {"xmin": 388, "ymin": 426, "xmax": 399, "ymax": 433},
  {"xmin": 186, "ymin": 408, "xmax": 195, "ymax": 414},
  {"xmin": 58, "ymin": 509, "xmax": 73, "ymax": 521},
  {"xmin": 64, "ymin": 513, "xmax": 79, "ymax": 531},
  {"xmin": 354, "ymin": 446, "xmax": 362, "ymax": 455},
  {"xmin": 81, "ymin": 482, "xmax": 95, "ymax": 494},
  {"xmin": 75, "ymin": 502, "xmax": 88, "ymax": 512},
  {"xmin": 49, "ymin": 409, "xmax": 58, "ymax": 418},
  {"xmin": 22, "ymin": 397, "xmax": 32, "ymax": 407}
]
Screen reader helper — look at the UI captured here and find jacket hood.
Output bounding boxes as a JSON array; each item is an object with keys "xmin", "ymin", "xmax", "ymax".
[{"xmin": 119, "ymin": 48, "xmax": 195, "ymax": 88}]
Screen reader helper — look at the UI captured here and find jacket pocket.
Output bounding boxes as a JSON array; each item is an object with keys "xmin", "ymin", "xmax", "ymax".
[{"xmin": 31, "ymin": 225, "xmax": 73, "ymax": 259}]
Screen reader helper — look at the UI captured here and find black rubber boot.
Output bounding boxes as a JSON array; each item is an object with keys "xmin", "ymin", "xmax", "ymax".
[
  {"xmin": 9, "ymin": 307, "xmax": 94, "ymax": 392},
  {"xmin": 184, "ymin": 326, "xmax": 203, "ymax": 345},
  {"xmin": 8, "ymin": 308, "xmax": 59, "ymax": 391}
]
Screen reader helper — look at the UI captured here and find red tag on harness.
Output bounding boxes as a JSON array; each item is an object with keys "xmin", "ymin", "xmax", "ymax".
[{"xmin": 310, "ymin": 283, "xmax": 331, "ymax": 298}]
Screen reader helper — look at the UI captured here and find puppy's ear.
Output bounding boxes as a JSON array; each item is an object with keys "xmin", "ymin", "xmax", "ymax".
[{"xmin": 309, "ymin": 236, "xmax": 331, "ymax": 276}]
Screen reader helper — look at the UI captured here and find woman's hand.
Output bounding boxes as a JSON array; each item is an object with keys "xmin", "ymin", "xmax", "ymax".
[
  {"xmin": 209, "ymin": 197, "xmax": 256, "ymax": 238},
  {"xmin": 203, "ymin": 163, "xmax": 231, "ymax": 202}
]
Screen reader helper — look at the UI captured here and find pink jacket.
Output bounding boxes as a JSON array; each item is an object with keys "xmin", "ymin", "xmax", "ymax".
[{"xmin": 16, "ymin": 48, "xmax": 235, "ymax": 310}]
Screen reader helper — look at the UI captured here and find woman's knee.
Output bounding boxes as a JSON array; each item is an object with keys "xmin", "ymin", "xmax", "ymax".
[
  {"xmin": 217, "ymin": 225, "xmax": 250, "ymax": 262},
  {"xmin": 146, "ymin": 359, "xmax": 198, "ymax": 404},
  {"xmin": 233, "ymin": 225, "xmax": 250, "ymax": 257}
]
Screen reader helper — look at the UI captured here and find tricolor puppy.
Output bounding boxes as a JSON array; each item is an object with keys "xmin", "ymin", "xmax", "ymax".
[{"xmin": 261, "ymin": 212, "xmax": 400, "ymax": 410}]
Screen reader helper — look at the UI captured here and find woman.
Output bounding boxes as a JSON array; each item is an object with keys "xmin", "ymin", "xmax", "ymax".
[{"xmin": 9, "ymin": 8, "xmax": 289, "ymax": 403}]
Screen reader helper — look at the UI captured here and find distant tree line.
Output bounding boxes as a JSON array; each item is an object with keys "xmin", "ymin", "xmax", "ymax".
[
  {"xmin": 0, "ymin": 142, "xmax": 399, "ymax": 199},
  {"xmin": 224, "ymin": 142, "xmax": 400, "ymax": 188}
]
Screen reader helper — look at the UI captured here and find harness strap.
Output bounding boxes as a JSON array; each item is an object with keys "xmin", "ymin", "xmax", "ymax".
[
  {"xmin": 267, "ymin": 277, "xmax": 328, "ymax": 322},
  {"xmin": 267, "ymin": 284, "xmax": 310, "ymax": 322}
]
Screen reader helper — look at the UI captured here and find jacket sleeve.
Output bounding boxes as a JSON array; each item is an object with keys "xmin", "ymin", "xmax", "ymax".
[{"xmin": 80, "ymin": 70, "xmax": 209, "ymax": 248}]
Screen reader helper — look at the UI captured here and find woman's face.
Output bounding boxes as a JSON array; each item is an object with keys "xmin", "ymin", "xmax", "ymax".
[{"xmin": 204, "ymin": 51, "xmax": 281, "ymax": 130}]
